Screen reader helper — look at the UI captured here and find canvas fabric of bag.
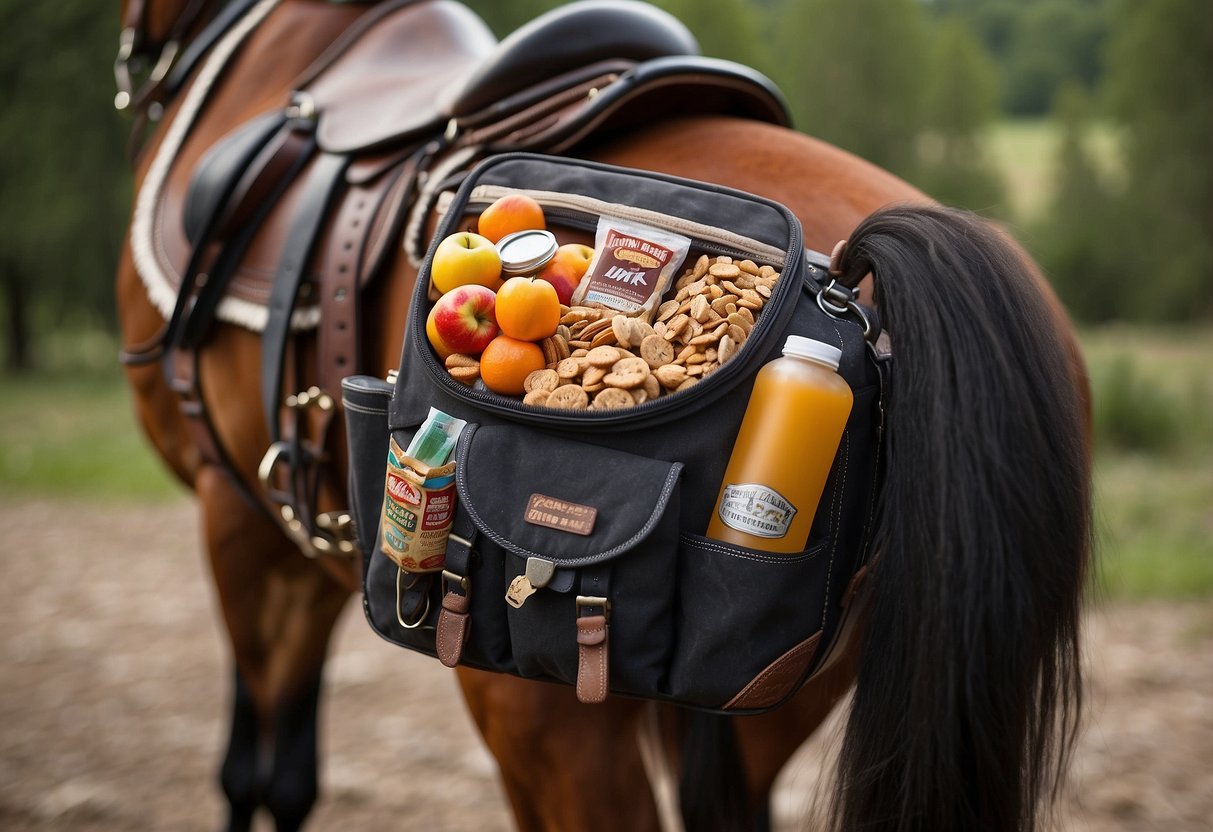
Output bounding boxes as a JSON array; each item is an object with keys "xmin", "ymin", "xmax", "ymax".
[{"xmin": 343, "ymin": 153, "xmax": 883, "ymax": 714}]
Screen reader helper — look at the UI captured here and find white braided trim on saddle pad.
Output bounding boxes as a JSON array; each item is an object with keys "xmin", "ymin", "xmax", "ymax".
[{"xmin": 130, "ymin": 0, "xmax": 325, "ymax": 334}]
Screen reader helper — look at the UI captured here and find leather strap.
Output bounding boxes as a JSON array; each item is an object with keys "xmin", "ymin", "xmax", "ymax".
[
  {"xmin": 575, "ymin": 614, "xmax": 609, "ymax": 704},
  {"xmin": 575, "ymin": 566, "xmax": 612, "ymax": 704},
  {"xmin": 315, "ymin": 175, "xmax": 378, "ymax": 394},
  {"xmin": 260, "ymin": 150, "xmax": 349, "ymax": 439},
  {"xmin": 436, "ymin": 590, "xmax": 469, "ymax": 668},
  {"xmin": 435, "ymin": 511, "xmax": 477, "ymax": 667}
]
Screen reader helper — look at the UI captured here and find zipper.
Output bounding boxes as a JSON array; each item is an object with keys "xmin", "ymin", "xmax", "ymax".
[
  {"xmin": 410, "ymin": 161, "xmax": 805, "ymax": 430},
  {"xmin": 435, "ymin": 185, "xmax": 790, "ymax": 267}
]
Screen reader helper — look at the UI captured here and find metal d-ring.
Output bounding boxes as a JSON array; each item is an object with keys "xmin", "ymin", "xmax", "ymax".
[
  {"xmin": 816, "ymin": 279, "xmax": 876, "ymax": 343},
  {"xmin": 396, "ymin": 567, "xmax": 431, "ymax": 629}
]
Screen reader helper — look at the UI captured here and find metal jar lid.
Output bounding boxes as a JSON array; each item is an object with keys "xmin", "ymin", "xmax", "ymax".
[{"xmin": 496, "ymin": 229, "xmax": 558, "ymax": 276}]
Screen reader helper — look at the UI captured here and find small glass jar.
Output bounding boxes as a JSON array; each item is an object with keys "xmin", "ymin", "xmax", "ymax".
[{"xmin": 496, "ymin": 229, "xmax": 558, "ymax": 278}]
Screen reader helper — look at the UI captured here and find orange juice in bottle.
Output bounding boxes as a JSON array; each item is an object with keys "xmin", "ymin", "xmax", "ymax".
[{"xmin": 706, "ymin": 336, "xmax": 853, "ymax": 553}]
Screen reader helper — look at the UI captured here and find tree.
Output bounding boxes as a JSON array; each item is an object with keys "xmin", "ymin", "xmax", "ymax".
[
  {"xmin": 0, "ymin": 2, "xmax": 132, "ymax": 370},
  {"xmin": 1031, "ymin": 84, "xmax": 1128, "ymax": 321},
  {"xmin": 915, "ymin": 18, "xmax": 1007, "ymax": 214},
  {"xmin": 1103, "ymin": 0, "xmax": 1213, "ymax": 320},
  {"xmin": 770, "ymin": 0, "xmax": 929, "ymax": 177},
  {"xmin": 649, "ymin": 0, "xmax": 768, "ymax": 77}
]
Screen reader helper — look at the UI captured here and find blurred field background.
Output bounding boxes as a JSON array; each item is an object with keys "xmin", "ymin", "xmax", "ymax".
[
  {"xmin": 0, "ymin": 6, "xmax": 1208, "ymax": 609},
  {"xmin": 1, "ymin": 2, "xmax": 1210, "ymax": 829}
]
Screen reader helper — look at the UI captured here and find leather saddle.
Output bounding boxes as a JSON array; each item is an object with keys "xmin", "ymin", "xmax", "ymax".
[{"xmin": 132, "ymin": 0, "xmax": 791, "ymax": 557}]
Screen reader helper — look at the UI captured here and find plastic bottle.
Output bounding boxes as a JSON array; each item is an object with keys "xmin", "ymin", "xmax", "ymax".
[{"xmin": 706, "ymin": 336, "xmax": 853, "ymax": 553}]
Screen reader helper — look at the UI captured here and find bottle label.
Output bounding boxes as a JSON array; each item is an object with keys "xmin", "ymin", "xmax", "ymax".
[{"xmin": 717, "ymin": 483, "xmax": 798, "ymax": 539}]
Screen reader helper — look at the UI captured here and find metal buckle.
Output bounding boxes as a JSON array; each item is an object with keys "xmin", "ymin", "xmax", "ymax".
[
  {"xmin": 575, "ymin": 595, "xmax": 612, "ymax": 622},
  {"xmin": 442, "ymin": 569, "xmax": 470, "ymax": 596}
]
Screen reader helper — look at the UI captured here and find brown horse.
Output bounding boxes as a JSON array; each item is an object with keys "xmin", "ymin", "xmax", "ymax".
[{"xmin": 114, "ymin": 2, "xmax": 1092, "ymax": 831}]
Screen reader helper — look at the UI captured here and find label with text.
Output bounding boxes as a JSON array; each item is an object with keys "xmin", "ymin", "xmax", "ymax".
[{"xmin": 524, "ymin": 493, "xmax": 598, "ymax": 536}]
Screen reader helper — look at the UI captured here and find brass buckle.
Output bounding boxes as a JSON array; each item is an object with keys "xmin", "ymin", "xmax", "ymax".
[
  {"xmin": 575, "ymin": 595, "xmax": 611, "ymax": 622},
  {"xmin": 442, "ymin": 569, "xmax": 470, "ymax": 596}
]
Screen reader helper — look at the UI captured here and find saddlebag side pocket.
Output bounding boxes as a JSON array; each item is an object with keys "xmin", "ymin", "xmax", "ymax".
[{"xmin": 341, "ymin": 375, "xmax": 394, "ymax": 567}]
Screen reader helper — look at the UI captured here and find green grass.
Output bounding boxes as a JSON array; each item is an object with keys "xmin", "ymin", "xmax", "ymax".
[
  {"xmin": 1081, "ymin": 325, "xmax": 1213, "ymax": 600},
  {"xmin": 985, "ymin": 118, "xmax": 1123, "ymax": 224},
  {"xmin": 0, "ymin": 331, "xmax": 182, "ymax": 502}
]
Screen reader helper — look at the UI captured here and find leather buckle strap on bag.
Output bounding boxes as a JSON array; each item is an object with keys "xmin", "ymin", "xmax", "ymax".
[
  {"xmin": 436, "ymin": 510, "xmax": 478, "ymax": 668},
  {"xmin": 575, "ymin": 591, "xmax": 612, "ymax": 705}
]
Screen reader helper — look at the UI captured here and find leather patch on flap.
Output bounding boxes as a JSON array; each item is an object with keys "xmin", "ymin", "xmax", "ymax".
[{"xmin": 525, "ymin": 493, "xmax": 597, "ymax": 536}]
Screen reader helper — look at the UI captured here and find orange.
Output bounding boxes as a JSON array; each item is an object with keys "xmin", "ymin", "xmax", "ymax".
[
  {"xmin": 477, "ymin": 194, "xmax": 546, "ymax": 244},
  {"xmin": 495, "ymin": 276, "xmax": 561, "ymax": 341},
  {"xmin": 479, "ymin": 335, "xmax": 546, "ymax": 395}
]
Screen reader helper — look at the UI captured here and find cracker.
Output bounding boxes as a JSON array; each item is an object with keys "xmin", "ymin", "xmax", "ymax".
[
  {"xmin": 654, "ymin": 364, "xmax": 688, "ymax": 389},
  {"xmin": 586, "ymin": 345, "xmax": 622, "ymax": 367},
  {"xmin": 604, "ymin": 356, "xmax": 650, "ymax": 389},
  {"xmin": 524, "ymin": 368, "xmax": 559, "ymax": 393},
  {"xmin": 523, "ymin": 389, "xmax": 552, "ymax": 407},
  {"xmin": 639, "ymin": 335, "xmax": 675, "ymax": 368},
  {"xmin": 546, "ymin": 385, "xmax": 590, "ymax": 409},
  {"xmin": 448, "ymin": 366, "xmax": 479, "ymax": 384},
  {"xmin": 592, "ymin": 387, "xmax": 634, "ymax": 410},
  {"xmin": 556, "ymin": 357, "xmax": 584, "ymax": 379}
]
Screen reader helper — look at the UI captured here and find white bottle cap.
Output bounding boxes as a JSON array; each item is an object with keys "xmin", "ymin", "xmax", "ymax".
[{"xmin": 783, "ymin": 335, "xmax": 842, "ymax": 370}]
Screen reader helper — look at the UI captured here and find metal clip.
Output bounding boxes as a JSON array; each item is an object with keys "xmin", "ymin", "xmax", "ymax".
[
  {"xmin": 816, "ymin": 279, "xmax": 875, "ymax": 342},
  {"xmin": 396, "ymin": 567, "xmax": 431, "ymax": 629}
]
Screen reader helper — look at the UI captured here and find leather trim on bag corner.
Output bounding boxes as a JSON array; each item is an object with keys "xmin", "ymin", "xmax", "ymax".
[{"xmin": 722, "ymin": 630, "xmax": 822, "ymax": 711}]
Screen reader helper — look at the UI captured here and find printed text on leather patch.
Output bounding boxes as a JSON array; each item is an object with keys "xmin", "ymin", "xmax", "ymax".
[{"xmin": 525, "ymin": 493, "xmax": 597, "ymax": 536}]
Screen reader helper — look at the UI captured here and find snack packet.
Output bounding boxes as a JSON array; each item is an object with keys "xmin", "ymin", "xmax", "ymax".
[
  {"xmin": 570, "ymin": 216, "xmax": 691, "ymax": 322},
  {"xmin": 380, "ymin": 408, "xmax": 466, "ymax": 573}
]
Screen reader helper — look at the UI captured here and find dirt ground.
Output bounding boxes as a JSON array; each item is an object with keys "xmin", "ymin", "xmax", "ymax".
[{"xmin": 2, "ymin": 498, "xmax": 1211, "ymax": 831}]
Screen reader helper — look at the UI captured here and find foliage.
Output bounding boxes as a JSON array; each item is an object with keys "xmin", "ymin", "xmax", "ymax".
[
  {"xmin": 0, "ymin": 2, "xmax": 132, "ymax": 370},
  {"xmin": 1029, "ymin": 85, "xmax": 1132, "ymax": 320},
  {"xmin": 928, "ymin": 0, "xmax": 1111, "ymax": 115},
  {"xmin": 1102, "ymin": 0, "xmax": 1213, "ymax": 321},
  {"xmin": 915, "ymin": 18, "xmax": 1008, "ymax": 214},
  {"xmin": 770, "ymin": 0, "xmax": 928, "ymax": 176}
]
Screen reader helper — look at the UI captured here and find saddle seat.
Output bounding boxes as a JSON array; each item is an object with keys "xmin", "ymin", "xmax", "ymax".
[{"xmin": 302, "ymin": 0, "xmax": 700, "ymax": 154}]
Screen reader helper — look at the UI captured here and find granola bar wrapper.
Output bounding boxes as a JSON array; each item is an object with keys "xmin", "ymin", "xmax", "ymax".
[
  {"xmin": 379, "ymin": 435, "xmax": 458, "ymax": 573},
  {"xmin": 570, "ymin": 216, "xmax": 691, "ymax": 323}
]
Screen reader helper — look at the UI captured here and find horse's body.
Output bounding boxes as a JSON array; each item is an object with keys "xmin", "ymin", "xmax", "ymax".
[{"xmin": 115, "ymin": 2, "xmax": 1091, "ymax": 831}]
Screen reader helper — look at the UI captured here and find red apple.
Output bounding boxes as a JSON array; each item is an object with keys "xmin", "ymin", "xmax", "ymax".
[
  {"xmin": 430, "ymin": 232, "xmax": 503, "ymax": 294},
  {"xmin": 537, "ymin": 243, "xmax": 595, "ymax": 305},
  {"xmin": 429, "ymin": 285, "xmax": 499, "ymax": 356}
]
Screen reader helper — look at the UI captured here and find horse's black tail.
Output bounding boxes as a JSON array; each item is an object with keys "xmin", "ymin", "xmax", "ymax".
[
  {"xmin": 679, "ymin": 711, "xmax": 757, "ymax": 832},
  {"xmin": 830, "ymin": 205, "xmax": 1092, "ymax": 832}
]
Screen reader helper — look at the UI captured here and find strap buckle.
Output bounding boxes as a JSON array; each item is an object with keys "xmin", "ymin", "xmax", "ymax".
[{"xmin": 575, "ymin": 595, "xmax": 612, "ymax": 622}]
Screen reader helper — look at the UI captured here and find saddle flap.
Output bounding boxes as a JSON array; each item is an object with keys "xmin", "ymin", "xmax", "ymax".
[
  {"xmin": 443, "ymin": 0, "xmax": 700, "ymax": 119},
  {"xmin": 455, "ymin": 423, "xmax": 683, "ymax": 569},
  {"xmin": 303, "ymin": 0, "xmax": 497, "ymax": 154}
]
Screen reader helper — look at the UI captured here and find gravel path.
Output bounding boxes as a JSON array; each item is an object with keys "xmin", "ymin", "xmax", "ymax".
[{"xmin": 2, "ymin": 499, "xmax": 1210, "ymax": 830}]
